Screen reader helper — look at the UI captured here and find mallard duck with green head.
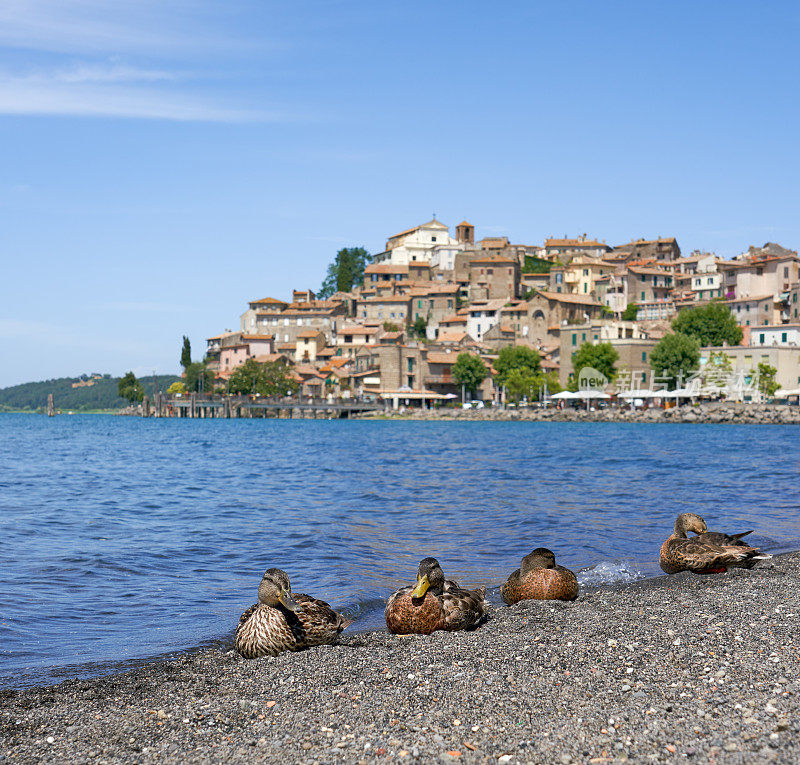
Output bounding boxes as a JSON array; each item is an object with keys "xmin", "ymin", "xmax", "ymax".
[
  {"xmin": 385, "ymin": 557, "xmax": 487, "ymax": 635},
  {"xmin": 235, "ymin": 568, "xmax": 352, "ymax": 658},
  {"xmin": 501, "ymin": 548, "xmax": 578, "ymax": 604},
  {"xmin": 660, "ymin": 513, "xmax": 771, "ymax": 574}
]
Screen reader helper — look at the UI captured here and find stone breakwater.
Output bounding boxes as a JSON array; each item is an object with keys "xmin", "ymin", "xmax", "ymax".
[
  {"xmin": 1, "ymin": 555, "xmax": 798, "ymax": 764},
  {"xmin": 369, "ymin": 402, "xmax": 800, "ymax": 425}
]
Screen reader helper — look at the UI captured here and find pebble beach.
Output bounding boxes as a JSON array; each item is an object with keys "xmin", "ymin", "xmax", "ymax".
[{"xmin": 2, "ymin": 553, "xmax": 798, "ymax": 764}]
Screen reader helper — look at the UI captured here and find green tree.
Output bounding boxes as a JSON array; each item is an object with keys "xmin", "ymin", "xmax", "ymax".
[
  {"xmin": 571, "ymin": 342, "xmax": 619, "ymax": 384},
  {"xmin": 180, "ymin": 335, "xmax": 192, "ymax": 369},
  {"xmin": 522, "ymin": 256, "xmax": 553, "ymax": 274},
  {"xmin": 504, "ymin": 367, "xmax": 538, "ymax": 403},
  {"xmin": 649, "ymin": 332, "xmax": 700, "ymax": 389},
  {"xmin": 671, "ymin": 302, "xmax": 743, "ymax": 347},
  {"xmin": 318, "ymin": 247, "xmax": 372, "ymax": 298},
  {"xmin": 411, "ymin": 316, "xmax": 428, "ymax": 338},
  {"xmin": 184, "ymin": 362, "xmax": 215, "ymax": 393},
  {"xmin": 383, "ymin": 321, "xmax": 400, "ymax": 333},
  {"xmin": 167, "ymin": 381, "xmax": 186, "ymax": 395},
  {"xmin": 228, "ymin": 358, "xmax": 299, "ymax": 397},
  {"xmin": 118, "ymin": 371, "xmax": 144, "ymax": 403},
  {"xmin": 452, "ymin": 353, "xmax": 488, "ymax": 395},
  {"xmin": 621, "ymin": 303, "xmax": 638, "ymax": 321},
  {"xmin": 493, "ymin": 345, "xmax": 542, "ymax": 388},
  {"xmin": 755, "ymin": 362, "xmax": 780, "ymax": 397}
]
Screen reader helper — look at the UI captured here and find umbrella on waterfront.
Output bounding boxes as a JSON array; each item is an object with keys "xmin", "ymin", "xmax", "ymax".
[
  {"xmin": 618, "ymin": 388, "xmax": 653, "ymax": 398},
  {"xmin": 551, "ymin": 390, "xmax": 578, "ymax": 399}
]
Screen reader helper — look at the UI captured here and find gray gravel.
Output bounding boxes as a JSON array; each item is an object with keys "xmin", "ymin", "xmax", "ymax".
[{"xmin": 2, "ymin": 553, "xmax": 798, "ymax": 764}]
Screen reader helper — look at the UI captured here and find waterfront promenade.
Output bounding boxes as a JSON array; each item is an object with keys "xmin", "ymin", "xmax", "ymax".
[{"xmin": 2, "ymin": 554, "xmax": 797, "ymax": 764}]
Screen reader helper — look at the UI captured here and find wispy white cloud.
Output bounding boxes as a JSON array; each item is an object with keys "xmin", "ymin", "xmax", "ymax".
[
  {"xmin": 0, "ymin": 63, "xmax": 277, "ymax": 122},
  {"xmin": 0, "ymin": 0, "xmax": 216, "ymax": 56}
]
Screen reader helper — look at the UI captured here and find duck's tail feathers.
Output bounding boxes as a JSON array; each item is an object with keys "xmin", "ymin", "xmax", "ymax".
[
  {"xmin": 731, "ymin": 530, "xmax": 754, "ymax": 540},
  {"xmin": 338, "ymin": 618, "xmax": 354, "ymax": 631}
]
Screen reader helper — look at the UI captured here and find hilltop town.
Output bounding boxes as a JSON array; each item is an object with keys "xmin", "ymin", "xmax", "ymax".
[{"xmin": 200, "ymin": 219, "xmax": 800, "ymax": 408}]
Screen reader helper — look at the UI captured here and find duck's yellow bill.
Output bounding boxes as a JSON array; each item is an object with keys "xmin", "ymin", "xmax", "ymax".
[{"xmin": 410, "ymin": 575, "xmax": 430, "ymax": 598}]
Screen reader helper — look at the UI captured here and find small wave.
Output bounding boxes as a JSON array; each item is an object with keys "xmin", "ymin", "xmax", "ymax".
[{"xmin": 578, "ymin": 560, "xmax": 645, "ymax": 586}]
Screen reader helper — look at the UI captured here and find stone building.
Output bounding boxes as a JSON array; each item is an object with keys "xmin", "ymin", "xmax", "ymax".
[{"xmin": 468, "ymin": 254, "xmax": 519, "ymax": 300}]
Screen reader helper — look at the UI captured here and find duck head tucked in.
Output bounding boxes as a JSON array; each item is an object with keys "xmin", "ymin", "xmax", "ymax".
[
  {"xmin": 257, "ymin": 568, "xmax": 300, "ymax": 612},
  {"xmin": 410, "ymin": 557, "xmax": 446, "ymax": 598},
  {"xmin": 673, "ymin": 513, "xmax": 708, "ymax": 538},
  {"xmin": 520, "ymin": 548, "xmax": 557, "ymax": 575}
]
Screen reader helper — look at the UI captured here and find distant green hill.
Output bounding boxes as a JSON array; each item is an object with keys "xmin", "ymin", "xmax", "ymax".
[{"xmin": 0, "ymin": 373, "xmax": 182, "ymax": 412}]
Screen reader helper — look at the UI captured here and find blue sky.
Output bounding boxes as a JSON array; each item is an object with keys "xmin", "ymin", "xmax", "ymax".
[{"xmin": 1, "ymin": 1, "xmax": 798, "ymax": 388}]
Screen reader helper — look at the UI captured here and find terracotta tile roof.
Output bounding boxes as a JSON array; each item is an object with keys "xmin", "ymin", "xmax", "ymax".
[
  {"xmin": 297, "ymin": 330, "xmax": 324, "ymax": 339},
  {"xmin": 533, "ymin": 291, "xmax": 602, "ymax": 306},
  {"xmin": 469, "ymin": 254, "xmax": 517, "ymax": 265},
  {"xmin": 436, "ymin": 331, "xmax": 469, "ymax": 343},
  {"xmin": 339, "ymin": 326, "xmax": 376, "ymax": 335},
  {"xmin": 249, "ymin": 297, "xmax": 287, "ymax": 305},
  {"xmin": 545, "ymin": 238, "xmax": 607, "ymax": 248},
  {"xmin": 406, "ymin": 284, "xmax": 460, "ymax": 296},
  {"xmin": 364, "ymin": 263, "xmax": 410, "ymax": 274},
  {"xmin": 439, "ymin": 314, "xmax": 467, "ymax": 325},
  {"xmin": 241, "ymin": 334, "xmax": 274, "ymax": 341},
  {"xmin": 252, "ymin": 353, "xmax": 287, "ymax": 364},
  {"xmin": 426, "ymin": 351, "xmax": 463, "ymax": 365}
]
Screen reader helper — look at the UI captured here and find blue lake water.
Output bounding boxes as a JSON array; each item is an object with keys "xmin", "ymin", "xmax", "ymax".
[{"xmin": 1, "ymin": 413, "xmax": 799, "ymax": 689}]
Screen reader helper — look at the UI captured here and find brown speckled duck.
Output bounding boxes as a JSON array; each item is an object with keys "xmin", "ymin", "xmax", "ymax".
[
  {"xmin": 501, "ymin": 548, "xmax": 579, "ymax": 604},
  {"xmin": 385, "ymin": 557, "xmax": 486, "ymax": 635},
  {"xmin": 235, "ymin": 568, "xmax": 351, "ymax": 658},
  {"xmin": 659, "ymin": 513, "xmax": 771, "ymax": 575}
]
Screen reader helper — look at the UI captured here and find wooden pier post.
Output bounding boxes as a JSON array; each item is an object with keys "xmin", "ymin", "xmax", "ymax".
[{"xmin": 47, "ymin": 393, "xmax": 55, "ymax": 417}]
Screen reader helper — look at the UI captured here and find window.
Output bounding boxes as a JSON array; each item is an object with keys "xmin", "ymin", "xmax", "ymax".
[
  {"xmin": 782, "ymin": 333, "xmax": 787, "ymax": 343},
  {"xmin": 759, "ymin": 334, "xmax": 765, "ymax": 344},
  {"xmin": 641, "ymin": 292, "xmax": 645, "ymax": 301},
  {"xmin": 431, "ymin": 237, "xmax": 437, "ymax": 242},
  {"xmin": 572, "ymin": 333, "xmax": 577, "ymax": 346},
  {"xmin": 407, "ymin": 358, "xmax": 414, "ymax": 372},
  {"xmin": 642, "ymin": 351, "xmax": 647, "ymax": 362},
  {"xmin": 487, "ymin": 269, "xmax": 493, "ymax": 275}
]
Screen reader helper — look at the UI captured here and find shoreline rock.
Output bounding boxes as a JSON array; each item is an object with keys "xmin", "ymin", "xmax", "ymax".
[
  {"xmin": 362, "ymin": 401, "xmax": 800, "ymax": 425},
  {"xmin": 1, "ymin": 554, "xmax": 798, "ymax": 763}
]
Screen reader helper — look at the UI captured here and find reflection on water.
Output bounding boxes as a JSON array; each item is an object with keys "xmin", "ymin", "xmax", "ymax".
[{"xmin": 1, "ymin": 414, "xmax": 798, "ymax": 689}]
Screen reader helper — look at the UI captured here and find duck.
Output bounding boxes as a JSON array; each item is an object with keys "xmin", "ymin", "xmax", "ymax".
[
  {"xmin": 385, "ymin": 557, "xmax": 486, "ymax": 635},
  {"xmin": 659, "ymin": 513, "xmax": 772, "ymax": 575},
  {"xmin": 501, "ymin": 548, "xmax": 579, "ymax": 604},
  {"xmin": 235, "ymin": 568, "xmax": 352, "ymax": 658}
]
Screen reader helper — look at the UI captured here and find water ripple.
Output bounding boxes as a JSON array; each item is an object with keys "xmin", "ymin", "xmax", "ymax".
[{"xmin": 0, "ymin": 414, "xmax": 798, "ymax": 689}]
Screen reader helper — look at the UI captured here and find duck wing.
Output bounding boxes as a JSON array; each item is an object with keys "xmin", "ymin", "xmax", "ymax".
[
  {"xmin": 292, "ymin": 594, "xmax": 352, "ymax": 646},
  {"xmin": 695, "ymin": 530, "xmax": 753, "ymax": 546},
  {"xmin": 441, "ymin": 585, "xmax": 487, "ymax": 630},
  {"xmin": 661, "ymin": 537, "xmax": 759, "ymax": 574}
]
